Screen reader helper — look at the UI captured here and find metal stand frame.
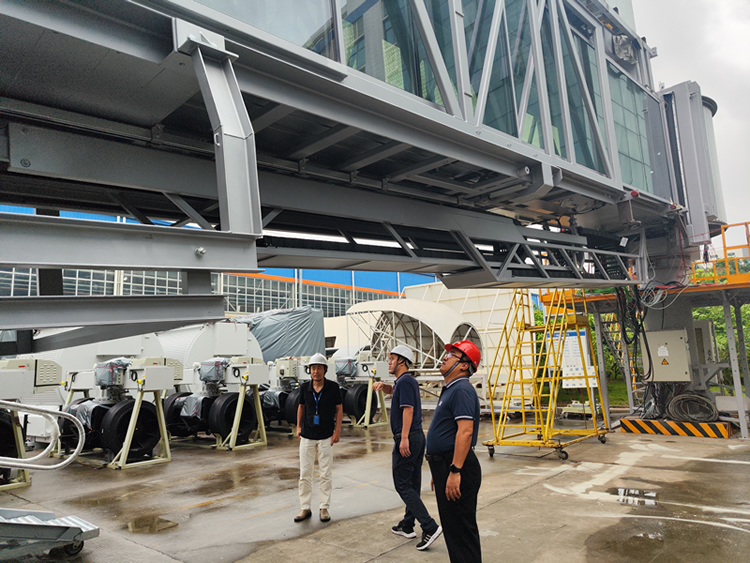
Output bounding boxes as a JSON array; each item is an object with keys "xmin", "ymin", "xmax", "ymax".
[
  {"xmin": 0, "ymin": 410, "xmax": 30, "ymax": 491},
  {"xmin": 107, "ymin": 389, "xmax": 171, "ymax": 470},
  {"xmin": 214, "ymin": 383, "xmax": 267, "ymax": 451},
  {"xmin": 350, "ymin": 376, "xmax": 389, "ymax": 429},
  {"xmin": 484, "ymin": 289, "xmax": 609, "ymax": 460}
]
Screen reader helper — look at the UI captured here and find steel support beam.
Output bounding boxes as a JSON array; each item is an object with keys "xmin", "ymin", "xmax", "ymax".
[
  {"xmin": 723, "ymin": 293, "xmax": 749, "ymax": 439},
  {"xmin": 448, "ymin": 0, "xmax": 475, "ymax": 121},
  {"xmin": 251, "ymin": 103, "xmax": 294, "ymax": 132},
  {"xmin": 30, "ymin": 321, "xmax": 198, "ymax": 353},
  {"xmin": 186, "ymin": 38, "xmax": 262, "ymax": 235},
  {"xmin": 473, "ymin": 0, "xmax": 504, "ymax": 127},
  {"xmin": 0, "ymin": 295, "xmax": 225, "ymax": 331},
  {"xmin": 0, "ymin": 213, "xmax": 258, "ymax": 271},
  {"xmin": 338, "ymin": 141, "xmax": 411, "ymax": 173},
  {"xmin": 286, "ymin": 124, "xmax": 360, "ymax": 160}
]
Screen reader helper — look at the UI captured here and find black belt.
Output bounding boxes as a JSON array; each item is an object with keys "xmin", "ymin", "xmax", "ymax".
[
  {"xmin": 425, "ymin": 448, "xmax": 474, "ymax": 463},
  {"xmin": 393, "ymin": 429, "xmax": 422, "ymax": 440}
]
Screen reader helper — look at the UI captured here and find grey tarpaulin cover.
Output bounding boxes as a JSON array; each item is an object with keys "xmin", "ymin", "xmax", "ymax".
[
  {"xmin": 94, "ymin": 357, "xmax": 132, "ymax": 387},
  {"xmin": 236, "ymin": 306, "xmax": 325, "ymax": 363},
  {"xmin": 199, "ymin": 357, "xmax": 230, "ymax": 382}
]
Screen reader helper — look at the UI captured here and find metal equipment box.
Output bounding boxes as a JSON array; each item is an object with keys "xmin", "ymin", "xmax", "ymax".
[
  {"xmin": 0, "ymin": 360, "xmax": 35, "ymax": 399},
  {"xmin": 642, "ymin": 329, "xmax": 692, "ymax": 382}
]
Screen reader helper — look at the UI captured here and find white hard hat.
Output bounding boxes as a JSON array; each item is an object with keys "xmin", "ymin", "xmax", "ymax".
[
  {"xmin": 307, "ymin": 353, "xmax": 328, "ymax": 367},
  {"xmin": 390, "ymin": 345, "xmax": 414, "ymax": 364}
]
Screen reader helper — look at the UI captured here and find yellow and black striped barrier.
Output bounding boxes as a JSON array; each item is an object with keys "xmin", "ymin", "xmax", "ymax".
[{"xmin": 620, "ymin": 417, "xmax": 731, "ymax": 439}]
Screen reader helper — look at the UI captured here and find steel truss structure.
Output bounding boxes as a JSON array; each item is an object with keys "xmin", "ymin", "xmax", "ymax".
[{"xmin": 0, "ymin": 0, "xmax": 720, "ymax": 343}]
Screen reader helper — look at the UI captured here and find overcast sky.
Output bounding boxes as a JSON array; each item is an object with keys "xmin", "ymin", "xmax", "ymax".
[{"xmin": 631, "ymin": 0, "xmax": 750, "ymax": 249}]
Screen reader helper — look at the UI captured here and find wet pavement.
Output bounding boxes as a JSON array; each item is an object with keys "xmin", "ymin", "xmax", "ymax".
[{"xmin": 2, "ymin": 418, "xmax": 749, "ymax": 562}]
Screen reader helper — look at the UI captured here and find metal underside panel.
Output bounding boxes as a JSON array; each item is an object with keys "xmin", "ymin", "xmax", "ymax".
[{"xmin": 0, "ymin": 0, "xmax": 676, "ymax": 335}]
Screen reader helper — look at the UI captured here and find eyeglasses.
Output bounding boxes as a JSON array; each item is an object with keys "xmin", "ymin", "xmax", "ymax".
[{"xmin": 444, "ymin": 352, "xmax": 467, "ymax": 362}]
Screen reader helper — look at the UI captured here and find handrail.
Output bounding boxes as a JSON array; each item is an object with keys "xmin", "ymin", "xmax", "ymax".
[{"xmin": 0, "ymin": 399, "xmax": 85, "ymax": 471}]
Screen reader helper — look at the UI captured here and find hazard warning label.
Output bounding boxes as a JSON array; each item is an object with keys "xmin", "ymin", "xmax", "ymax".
[{"xmin": 662, "ymin": 359, "xmax": 669, "ymax": 365}]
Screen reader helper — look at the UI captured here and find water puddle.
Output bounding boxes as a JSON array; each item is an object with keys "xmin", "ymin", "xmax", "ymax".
[
  {"xmin": 608, "ymin": 487, "xmax": 659, "ymax": 506},
  {"xmin": 126, "ymin": 515, "xmax": 180, "ymax": 533}
]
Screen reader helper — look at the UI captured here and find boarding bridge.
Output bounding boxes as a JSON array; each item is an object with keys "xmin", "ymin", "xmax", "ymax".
[{"xmin": 0, "ymin": 0, "xmax": 725, "ymax": 348}]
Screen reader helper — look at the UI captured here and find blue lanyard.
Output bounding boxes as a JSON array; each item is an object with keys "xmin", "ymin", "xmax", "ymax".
[{"xmin": 312, "ymin": 389, "xmax": 322, "ymax": 414}]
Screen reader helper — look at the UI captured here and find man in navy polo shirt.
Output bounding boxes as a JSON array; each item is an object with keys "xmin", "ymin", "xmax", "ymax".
[
  {"xmin": 426, "ymin": 340, "xmax": 482, "ymax": 563},
  {"xmin": 373, "ymin": 345, "xmax": 442, "ymax": 551}
]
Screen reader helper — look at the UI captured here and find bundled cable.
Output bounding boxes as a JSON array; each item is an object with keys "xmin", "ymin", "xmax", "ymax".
[
  {"xmin": 666, "ymin": 392, "xmax": 719, "ymax": 423},
  {"xmin": 615, "ymin": 286, "xmax": 653, "ymax": 383}
]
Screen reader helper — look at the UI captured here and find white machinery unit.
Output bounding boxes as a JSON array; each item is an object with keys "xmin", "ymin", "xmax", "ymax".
[
  {"xmin": 164, "ymin": 354, "xmax": 268, "ymax": 451},
  {"xmin": 0, "ymin": 359, "xmax": 62, "ymax": 400},
  {"xmin": 158, "ymin": 322, "xmax": 263, "ymax": 390},
  {"xmin": 57, "ymin": 356, "xmax": 175, "ymax": 470},
  {"xmin": 643, "ymin": 329, "xmax": 693, "ymax": 382}
]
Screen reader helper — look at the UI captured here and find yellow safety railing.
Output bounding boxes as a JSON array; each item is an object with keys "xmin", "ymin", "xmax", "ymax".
[{"xmin": 691, "ymin": 222, "xmax": 750, "ymax": 285}]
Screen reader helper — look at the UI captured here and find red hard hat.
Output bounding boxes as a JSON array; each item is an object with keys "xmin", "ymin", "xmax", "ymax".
[{"xmin": 445, "ymin": 340, "xmax": 481, "ymax": 370}]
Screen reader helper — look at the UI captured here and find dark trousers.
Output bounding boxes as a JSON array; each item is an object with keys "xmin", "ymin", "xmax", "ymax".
[
  {"xmin": 428, "ymin": 449, "xmax": 482, "ymax": 563},
  {"xmin": 392, "ymin": 431, "xmax": 438, "ymax": 534}
]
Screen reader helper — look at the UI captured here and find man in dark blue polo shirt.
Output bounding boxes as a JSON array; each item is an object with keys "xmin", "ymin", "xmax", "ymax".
[
  {"xmin": 373, "ymin": 345, "xmax": 442, "ymax": 551},
  {"xmin": 426, "ymin": 340, "xmax": 482, "ymax": 563}
]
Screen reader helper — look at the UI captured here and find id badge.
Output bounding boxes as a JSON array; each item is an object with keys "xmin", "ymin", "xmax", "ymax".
[{"xmin": 313, "ymin": 415, "xmax": 320, "ymax": 425}]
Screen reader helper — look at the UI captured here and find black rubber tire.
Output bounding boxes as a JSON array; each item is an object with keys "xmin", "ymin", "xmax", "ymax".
[
  {"xmin": 488, "ymin": 446, "xmax": 495, "ymax": 458},
  {"xmin": 208, "ymin": 392, "xmax": 258, "ymax": 444},
  {"xmin": 163, "ymin": 392, "xmax": 193, "ymax": 437},
  {"xmin": 344, "ymin": 384, "xmax": 378, "ymax": 424},
  {"xmin": 598, "ymin": 435, "xmax": 607, "ymax": 444},
  {"xmin": 64, "ymin": 541, "xmax": 84, "ymax": 555},
  {"xmin": 60, "ymin": 399, "xmax": 109, "ymax": 451},
  {"xmin": 557, "ymin": 449, "xmax": 569, "ymax": 461},
  {"xmin": 284, "ymin": 388, "xmax": 301, "ymax": 426},
  {"xmin": 0, "ymin": 411, "xmax": 17, "ymax": 484},
  {"xmin": 100, "ymin": 400, "xmax": 160, "ymax": 460}
]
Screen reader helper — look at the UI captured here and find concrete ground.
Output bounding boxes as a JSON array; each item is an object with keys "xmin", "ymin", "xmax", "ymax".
[{"xmin": 2, "ymin": 417, "xmax": 749, "ymax": 563}]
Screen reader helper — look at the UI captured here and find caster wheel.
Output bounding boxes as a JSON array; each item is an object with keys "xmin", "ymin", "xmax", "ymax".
[
  {"xmin": 488, "ymin": 446, "xmax": 495, "ymax": 458},
  {"xmin": 64, "ymin": 541, "xmax": 84, "ymax": 555},
  {"xmin": 598, "ymin": 435, "xmax": 607, "ymax": 444},
  {"xmin": 557, "ymin": 449, "xmax": 568, "ymax": 461}
]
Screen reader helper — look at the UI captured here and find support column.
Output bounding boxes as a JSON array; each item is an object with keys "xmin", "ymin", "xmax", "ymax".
[
  {"xmin": 734, "ymin": 302, "xmax": 750, "ymax": 395},
  {"xmin": 722, "ymin": 292, "xmax": 748, "ymax": 439},
  {"xmin": 619, "ymin": 316, "xmax": 636, "ymax": 414},
  {"xmin": 592, "ymin": 308, "xmax": 611, "ymax": 427}
]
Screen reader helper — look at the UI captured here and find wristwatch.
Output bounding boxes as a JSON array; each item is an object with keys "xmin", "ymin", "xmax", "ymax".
[{"xmin": 449, "ymin": 464, "xmax": 462, "ymax": 474}]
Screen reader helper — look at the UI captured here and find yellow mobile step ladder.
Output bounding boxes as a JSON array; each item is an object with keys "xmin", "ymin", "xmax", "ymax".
[{"xmin": 483, "ymin": 289, "xmax": 608, "ymax": 460}]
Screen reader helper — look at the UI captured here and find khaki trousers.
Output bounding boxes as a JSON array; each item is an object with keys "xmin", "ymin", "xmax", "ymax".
[{"xmin": 299, "ymin": 437, "xmax": 334, "ymax": 510}]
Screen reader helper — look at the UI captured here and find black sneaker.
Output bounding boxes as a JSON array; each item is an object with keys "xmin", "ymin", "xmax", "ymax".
[
  {"xmin": 416, "ymin": 525, "xmax": 443, "ymax": 551},
  {"xmin": 391, "ymin": 524, "xmax": 417, "ymax": 539}
]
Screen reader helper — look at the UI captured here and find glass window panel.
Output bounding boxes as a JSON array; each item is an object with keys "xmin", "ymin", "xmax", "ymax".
[
  {"xmin": 506, "ymin": 0, "xmax": 531, "ymax": 107},
  {"xmin": 522, "ymin": 75, "xmax": 544, "ymax": 148},
  {"xmin": 626, "ymin": 129, "xmax": 641, "ymax": 158},
  {"xmin": 483, "ymin": 16, "xmax": 517, "ymax": 135},
  {"xmin": 196, "ymin": 0, "xmax": 336, "ymax": 59},
  {"xmin": 464, "ymin": 0, "xmax": 497, "ymax": 108},
  {"xmin": 540, "ymin": 4, "xmax": 565, "ymax": 157},
  {"xmin": 425, "ymin": 0, "xmax": 457, "ymax": 91},
  {"xmin": 342, "ymin": 0, "xmax": 443, "ymax": 106},
  {"xmin": 561, "ymin": 22, "xmax": 603, "ymax": 172},
  {"xmin": 619, "ymin": 153, "xmax": 632, "ymax": 185},
  {"xmin": 623, "ymin": 109, "xmax": 637, "ymax": 132}
]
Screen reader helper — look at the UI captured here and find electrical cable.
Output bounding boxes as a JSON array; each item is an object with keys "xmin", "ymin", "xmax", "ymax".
[{"xmin": 666, "ymin": 392, "xmax": 719, "ymax": 423}]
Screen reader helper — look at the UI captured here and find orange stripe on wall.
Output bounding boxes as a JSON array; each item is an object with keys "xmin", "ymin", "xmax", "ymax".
[{"xmin": 227, "ymin": 272, "xmax": 401, "ymax": 296}]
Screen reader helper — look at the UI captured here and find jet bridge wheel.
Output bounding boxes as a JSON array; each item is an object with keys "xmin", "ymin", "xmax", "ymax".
[
  {"xmin": 163, "ymin": 392, "xmax": 193, "ymax": 437},
  {"xmin": 0, "ymin": 410, "xmax": 17, "ymax": 484},
  {"xmin": 284, "ymin": 389, "xmax": 301, "ymax": 426},
  {"xmin": 344, "ymin": 384, "xmax": 378, "ymax": 424},
  {"xmin": 100, "ymin": 400, "xmax": 160, "ymax": 460},
  {"xmin": 208, "ymin": 392, "xmax": 258, "ymax": 444}
]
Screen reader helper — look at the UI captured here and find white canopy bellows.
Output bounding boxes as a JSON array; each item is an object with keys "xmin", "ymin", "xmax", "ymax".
[{"xmin": 347, "ymin": 299, "xmax": 482, "ymax": 372}]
